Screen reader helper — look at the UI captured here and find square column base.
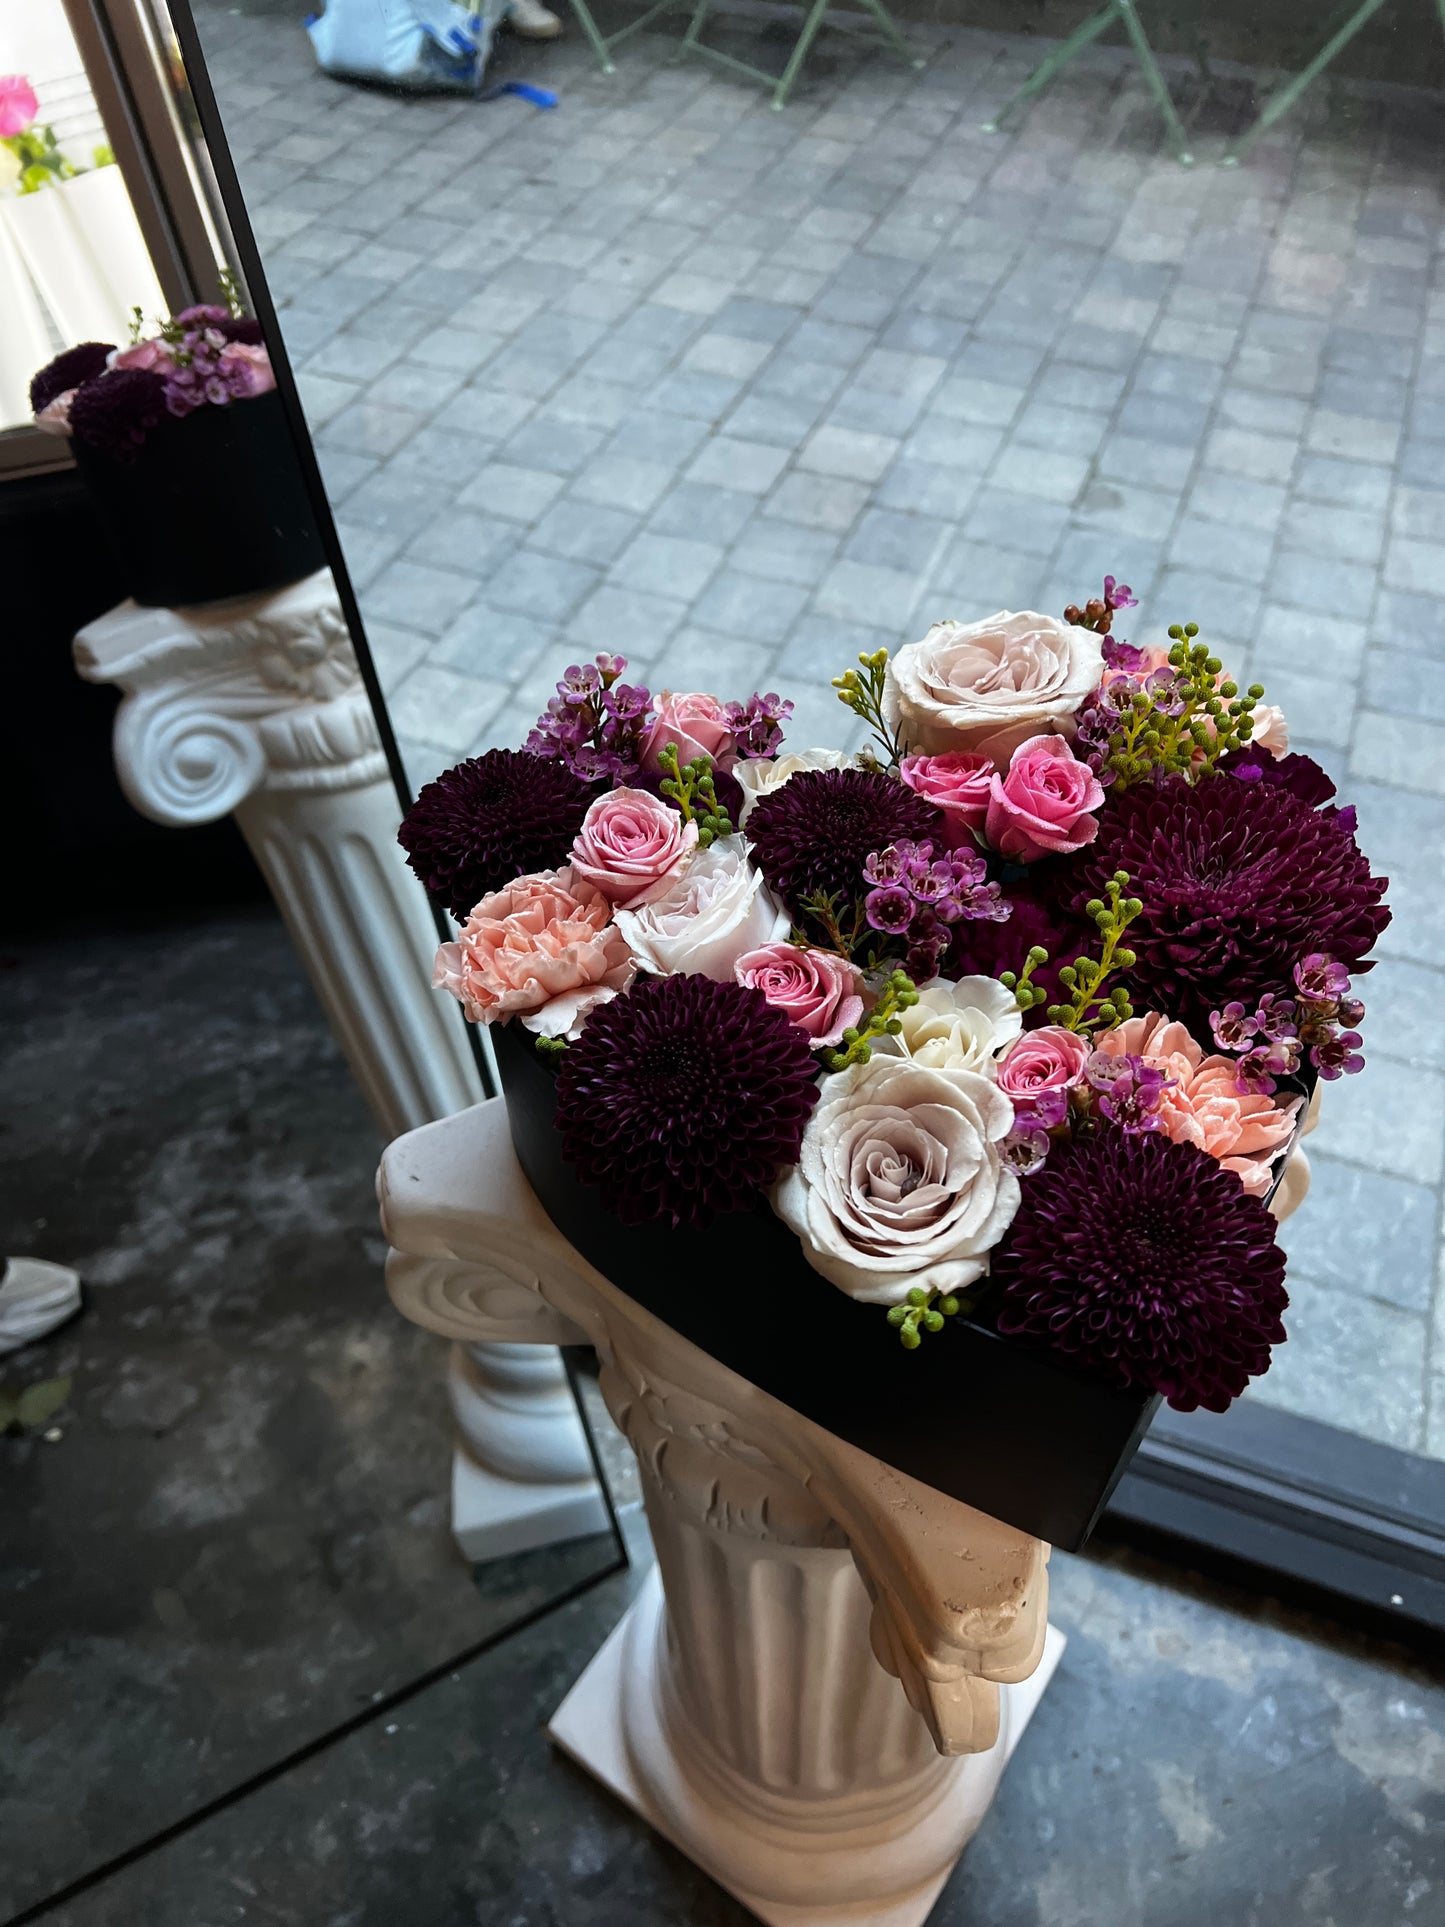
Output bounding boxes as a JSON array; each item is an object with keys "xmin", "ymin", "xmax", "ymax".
[
  {"xmin": 451, "ymin": 1449, "xmax": 611, "ymax": 1564},
  {"xmin": 548, "ymin": 1566, "xmax": 1065, "ymax": 1927}
]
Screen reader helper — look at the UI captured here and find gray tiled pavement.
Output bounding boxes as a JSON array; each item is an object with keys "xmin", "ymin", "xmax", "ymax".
[{"xmin": 196, "ymin": 2, "xmax": 1445, "ymax": 1459}]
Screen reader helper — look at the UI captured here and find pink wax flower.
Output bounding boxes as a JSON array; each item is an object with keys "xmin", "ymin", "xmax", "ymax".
[
  {"xmin": 733, "ymin": 942, "xmax": 865, "ymax": 1048},
  {"xmin": 641, "ymin": 691, "xmax": 737, "ymax": 773},
  {"xmin": 898, "ymin": 750, "xmax": 993, "ymax": 848},
  {"xmin": 569, "ymin": 785, "xmax": 698, "ymax": 909},
  {"xmin": 984, "ymin": 734, "xmax": 1104, "ymax": 863},
  {"xmin": 432, "ymin": 866, "xmax": 636, "ymax": 1040},
  {"xmin": 110, "ymin": 337, "xmax": 176, "ymax": 374},
  {"xmin": 1093, "ymin": 1013, "xmax": 1301, "ymax": 1197},
  {"xmin": 217, "ymin": 340, "xmax": 275, "ymax": 398},
  {"xmin": 0, "ymin": 76, "xmax": 39, "ymax": 137},
  {"xmin": 996, "ymin": 1026, "xmax": 1091, "ymax": 1103}
]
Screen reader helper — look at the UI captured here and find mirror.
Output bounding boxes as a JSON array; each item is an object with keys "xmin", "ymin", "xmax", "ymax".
[{"xmin": 0, "ymin": 5, "xmax": 624, "ymax": 1917}]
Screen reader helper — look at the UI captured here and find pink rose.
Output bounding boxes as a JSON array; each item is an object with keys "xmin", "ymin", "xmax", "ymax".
[
  {"xmin": 734, "ymin": 942, "xmax": 865, "ymax": 1048},
  {"xmin": 984, "ymin": 735, "xmax": 1104, "ymax": 863},
  {"xmin": 110, "ymin": 338, "xmax": 176, "ymax": 375},
  {"xmin": 899, "ymin": 751, "xmax": 993, "ymax": 848},
  {"xmin": 33, "ymin": 388, "xmax": 76, "ymax": 436},
  {"xmin": 218, "ymin": 341, "xmax": 275, "ymax": 398},
  {"xmin": 569, "ymin": 785, "xmax": 697, "ymax": 909},
  {"xmin": 641, "ymin": 691, "xmax": 737, "ymax": 773},
  {"xmin": 0, "ymin": 76, "xmax": 39, "ymax": 138},
  {"xmin": 1250, "ymin": 702, "xmax": 1289, "ymax": 758},
  {"xmin": 432, "ymin": 866, "xmax": 635, "ymax": 1040},
  {"xmin": 996, "ymin": 1026, "xmax": 1091, "ymax": 1101}
]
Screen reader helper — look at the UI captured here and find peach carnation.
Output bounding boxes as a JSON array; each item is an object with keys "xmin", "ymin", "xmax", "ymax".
[
  {"xmin": 432, "ymin": 866, "xmax": 636, "ymax": 1040},
  {"xmin": 1093, "ymin": 1013, "xmax": 1301, "ymax": 1197}
]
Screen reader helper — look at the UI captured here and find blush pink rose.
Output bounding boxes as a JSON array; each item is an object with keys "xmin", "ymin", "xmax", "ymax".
[
  {"xmin": 734, "ymin": 942, "xmax": 865, "ymax": 1048},
  {"xmin": 995, "ymin": 1026, "xmax": 1091, "ymax": 1100},
  {"xmin": 33, "ymin": 388, "xmax": 77, "ymax": 435},
  {"xmin": 641, "ymin": 691, "xmax": 737, "ymax": 773},
  {"xmin": 984, "ymin": 734, "xmax": 1105, "ymax": 863},
  {"xmin": 1249, "ymin": 702, "xmax": 1289, "ymax": 758},
  {"xmin": 898, "ymin": 750, "xmax": 993, "ymax": 848},
  {"xmin": 110, "ymin": 338, "xmax": 176, "ymax": 375},
  {"xmin": 1093, "ymin": 1013, "xmax": 1301, "ymax": 1197},
  {"xmin": 219, "ymin": 341, "xmax": 275, "ymax": 397},
  {"xmin": 569, "ymin": 785, "xmax": 697, "ymax": 909},
  {"xmin": 432, "ymin": 866, "xmax": 635, "ymax": 1040}
]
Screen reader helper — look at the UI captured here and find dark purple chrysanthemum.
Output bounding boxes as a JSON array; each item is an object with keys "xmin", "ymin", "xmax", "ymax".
[
  {"xmin": 397, "ymin": 748, "xmax": 597, "ymax": 919},
  {"xmin": 1217, "ymin": 747, "xmax": 1338, "ymax": 810},
  {"xmin": 554, "ymin": 975, "xmax": 819, "ymax": 1229},
  {"xmin": 67, "ymin": 368, "xmax": 168, "ymax": 460},
  {"xmin": 992, "ymin": 1132, "xmax": 1288, "ymax": 1412},
  {"xmin": 747, "ymin": 767, "xmax": 945, "ymax": 925},
  {"xmin": 1062, "ymin": 771, "xmax": 1389, "ymax": 1034},
  {"xmin": 218, "ymin": 316, "xmax": 264, "ymax": 347},
  {"xmin": 30, "ymin": 341, "xmax": 116, "ymax": 415}
]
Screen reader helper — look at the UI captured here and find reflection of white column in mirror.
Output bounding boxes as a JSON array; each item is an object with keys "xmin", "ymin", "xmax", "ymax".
[
  {"xmin": 382, "ymin": 1099, "xmax": 1064, "ymax": 1927},
  {"xmin": 74, "ymin": 568, "xmax": 607, "ymax": 1561}
]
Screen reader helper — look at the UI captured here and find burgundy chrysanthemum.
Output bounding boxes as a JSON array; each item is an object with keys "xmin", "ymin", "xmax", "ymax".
[
  {"xmin": 30, "ymin": 341, "xmax": 115, "ymax": 415},
  {"xmin": 1062, "ymin": 771, "xmax": 1389, "ymax": 1033},
  {"xmin": 397, "ymin": 748, "xmax": 598, "ymax": 919},
  {"xmin": 218, "ymin": 316, "xmax": 264, "ymax": 347},
  {"xmin": 992, "ymin": 1132, "xmax": 1288, "ymax": 1412},
  {"xmin": 747, "ymin": 768, "xmax": 945, "ymax": 924},
  {"xmin": 67, "ymin": 368, "xmax": 168, "ymax": 460},
  {"xmin": 945, "ymin": 885, "xmax": 1073, "ymax": 1025},
  {"xmin": 1217, "ymin": 747, "xmax": 1338, "ymax": 809},
  {"xmin": 554, "ymin": 975, "xmax": 819, "ymax": 1228}
]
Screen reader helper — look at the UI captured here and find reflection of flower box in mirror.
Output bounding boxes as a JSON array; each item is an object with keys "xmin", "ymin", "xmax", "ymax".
[
  {"xmin": 494, "ymin": 1021, "xmax": 1160, "ymax": 1552},
  {"xmin": 72, "ymin": 389, "xmax": 324, "ymax": 608}
]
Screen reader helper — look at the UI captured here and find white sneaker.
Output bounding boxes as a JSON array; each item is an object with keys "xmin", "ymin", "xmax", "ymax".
[{"xmin": 510, "ymin": 0, "xmax": 562, "ymax": 37}]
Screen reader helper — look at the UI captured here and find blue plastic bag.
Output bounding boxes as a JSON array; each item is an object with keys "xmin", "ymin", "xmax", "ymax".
[{"xmin": 307, "ymin": 0, "xmax": 501, "ymax": 92}]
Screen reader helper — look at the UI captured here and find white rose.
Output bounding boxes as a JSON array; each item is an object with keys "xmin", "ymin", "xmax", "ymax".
[
  {"xmin": 734, "ymin": 747, "xmax": 856, "ymax": 825},
  {"xmin": 885, "ymin": 612, "xmax": 1104, "ymax": 766},
  {"xmin": 872, "ymin": 976, "xmax": 1024, "ymax": 1076},
  {"xmin": 772, "ymin": 1057, "xmax": 1020, "ymax": 1305},
  {"xmin": 614, "ymin": 835, "xmax": 789, "ymax": 980}
]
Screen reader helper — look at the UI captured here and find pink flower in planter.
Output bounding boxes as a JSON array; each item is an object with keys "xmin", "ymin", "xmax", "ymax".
[
  {"xmin": 0, "ymin": 76, "xmax": 39, "ymax": 138},
  {"xmin": 984, "ymin": 734, "xmax": 1105, "ymax": 863}
]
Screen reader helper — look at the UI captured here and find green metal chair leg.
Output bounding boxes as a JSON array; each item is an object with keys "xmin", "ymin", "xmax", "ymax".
[
  {"xmin": 681, "ymin": 0, "xmax": 713, "ymax": 54},
  {"xmin": 854, "ymin": 0, "xmax": 925, "ymax": 71},
  {"xmin": 981, "ymin": 3, "xmax": 1116, "ymax": 132},
  {"xmin": 1114, "ymin": 0, "xmax": 1193, "ymax": 161},
  {"xmin": 770, "ymin": 0, "xmax": 833, "ymax": 107},
  {"xmin": 567, "ymin": 0, "xmax": 617, "ymax": 71},
  {"xmin": 1223, "ymin": 0, "xmax": 1391, "ymax": 163}
]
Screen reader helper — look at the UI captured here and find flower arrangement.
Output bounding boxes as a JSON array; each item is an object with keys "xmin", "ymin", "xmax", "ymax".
[
  {"xmin": 29, "ymin": 275, "xmax": 274, "ymax": 459},
  {"xmin": 401, "ymin": 586, "xmax": 1389, "ymax": 1421}
]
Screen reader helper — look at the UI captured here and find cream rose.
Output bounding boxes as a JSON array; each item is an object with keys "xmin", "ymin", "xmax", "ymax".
[
  {"xmin": 773, "ymin": 1057, "xmax": 1020, "ymax": 1304},
  {"xmin": 614, "ymin": 836, "xmax": 789, "ymax": 980},
  {"xmin": 885, "ymin": 613, "xmax": 1104, "ymax": 765},
  {"xmin": 872, "ymin": 976, "xmax": 1023, "ymax": 1076},
  {"xmin": 734, "ymin": 747, "xmax": 856, "ymax": 824}
]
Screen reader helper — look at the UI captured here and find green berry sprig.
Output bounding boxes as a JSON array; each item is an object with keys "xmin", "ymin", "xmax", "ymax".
[
  {"xmin": 1048, "ymin": 872, "xmax": 1142, "ymax": 1035},
  {"xmin": 1000, "ymin": 945, "xmax": 1051, "ymax": 1014},
  {"xmin": 887, "ymin": 1284, "xmax": 967, "ymax": 1349},
  {"xmin": 832, "ymin": 648, "xmax": 904, "ymax": 768},
  {"xmin": 819, "ymin": 968, "xmax": 920, "ymax": 1073},
  {"xmin": 656, "ymin": 743, "xmax": 734, "ymax": 848},
  {"xmin": 1105, "ymin": 623, "xmax": 1264, "ymax": 790}
]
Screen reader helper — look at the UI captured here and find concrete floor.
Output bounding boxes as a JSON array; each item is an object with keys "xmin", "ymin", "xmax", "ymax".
[{"xmin": 191, "ymin": 1, "xmax": 1445, "ymax": 1461}]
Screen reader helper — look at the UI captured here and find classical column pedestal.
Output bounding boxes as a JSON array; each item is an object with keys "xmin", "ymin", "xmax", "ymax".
[
  {"xmin": 448, "ymin": 1341, "xmax": 609, "ymax": 1561},
  {"xmin": 382, "ymin": 1100, "xmax": 1062, "ymax": 1922},
  {"xmin": 74, "ymin": 572, "xmax": 603, "ymax": 1564}
]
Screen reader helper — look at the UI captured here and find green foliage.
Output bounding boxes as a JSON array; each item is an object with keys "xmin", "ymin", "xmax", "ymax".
[
  {"xmin": 1047, "ymin": 873, "xmax": 1142, "ymax": 1035},
  {"xmin": 92, "ymin": 143, "xmax": 114, "ymax": 168},
  {"xmin": 534, "ymin": 1035, "xmax": 569, "ymax": 1062},
  {"xmin": 887, "ymin": 1285, "xmax": 967, "ymax": 1349},
  {"xmin": 3, "ymin": 123, "xmax": 77, "ymax": 193},
  {"xmin": 831, "ymin": 648, "xmax": 903, "ymax": 768},
  {"xmin": 217, "ymin": 266, "xmax": 246, "ymax": 320},
  {"xmin": 1104, "ymin": 624, "xmax": 1263, "ymax": 790},
  {"xmin": 818, "ymin": 968, "xmax": 919, "ymax": 1073},
  {"xmin": 656, "ymin": 743, "xmax": 733, "ymax": 848}
]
